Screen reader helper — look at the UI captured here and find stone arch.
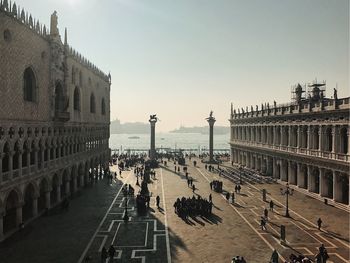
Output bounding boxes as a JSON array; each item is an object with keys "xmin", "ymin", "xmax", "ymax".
[
  {"xmin": 311, "ymin": 167, "xmax": 320, "ymax": 193},
  {"xmin": 3, "ymin": 188, "xmax": 22, "ymax": 233},
  {"xmin": 23, "ymin": 66, "xmax": 37, "ymax": 102},
  {"xmin": 325, "ymin": 126, "xmax": 332, "ymax": 152},
  {"xmin": 312, "ymin": 126, "xmax": 319, "ymax": 150},
  {"xmin": 22, "ymin": 182, "xmax": 38, "ymax": 221},
  {"xmin": 38, "ymin": 177, "xmax": 49, "ymax": 212},
  {"xmin": 50, "ymin": 173, "xmax": 61, "ymax": 205},
  {"xmin": 339, "ymin": 126, "xmax": 348, "ymax": 154},
  {"xmin": 30, "ymin": 140, "xmax": 36, "ymax": 166}
]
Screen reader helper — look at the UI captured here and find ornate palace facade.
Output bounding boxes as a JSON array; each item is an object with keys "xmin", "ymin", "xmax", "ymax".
[
  {"xmin": 0, "ymin": 2, "xmax": 111, "ymax": 240},
  {"xmin": 229, "ymin": 83, "xmax": 349, "ymax": 207}
]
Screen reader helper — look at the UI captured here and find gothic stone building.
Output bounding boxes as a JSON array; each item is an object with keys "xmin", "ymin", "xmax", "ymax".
[
  {"xmin": 0, "ymin": 2, "xmax": 111, "ymax": 240},
  {"xmin": 229, "ymin": 83, "xmax": 349, "ymax": 208}
]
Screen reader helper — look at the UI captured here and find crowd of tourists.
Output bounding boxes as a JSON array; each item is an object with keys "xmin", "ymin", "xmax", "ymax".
[{"xmin": 173, "ymin": 195, "xmax": 213, "ymax": 220}]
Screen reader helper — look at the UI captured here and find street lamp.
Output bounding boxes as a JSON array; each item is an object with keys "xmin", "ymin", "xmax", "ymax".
[{"xmin": 280, "ymin": 183, "xmax": 294, "ymax": 217}]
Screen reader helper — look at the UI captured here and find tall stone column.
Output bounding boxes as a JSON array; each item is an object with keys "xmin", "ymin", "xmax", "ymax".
[
  {"xmin": 297, "ymin": 163, "xmax": 303, "ymax": 187},
  {"xmin": 206, "ymin": 113, "xmax": 216, "ymax": 163},
  {"xmin": 319, "ymin": 126, "xmax": 324, "ymax": 152},
  {"xmin": 331, "ymin": 125, "xmax": 337, "ymax": 155},
  {"xmin": 149, "ymin": 115, "xmax": 158, "ymax": 160},
  {"xmin": 307, "ymin": 165, "xmax": 313, "ymax": 192},
  {"xmin": 18, "ymin": 151, "xmax": 22, "ymax": 177},
  {"xmin": 307, "ymin": 125, "xmax": 312, "ymax": 150},
  {"xmin": 333, "ymin": 171, "xmax": 341, "ymax": 202},
  {"xmin": 319, "ymin": 168, "xmax": 326, "ymax": 196}
]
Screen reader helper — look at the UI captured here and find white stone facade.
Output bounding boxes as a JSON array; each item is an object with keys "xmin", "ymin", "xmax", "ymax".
[
  {"xmin": 0, "ymin": 2, "xmax": 111, "ymax": 240},
  {"xmin": 229, "ymin": 84, "xmax": 350, "ymax": 207}
]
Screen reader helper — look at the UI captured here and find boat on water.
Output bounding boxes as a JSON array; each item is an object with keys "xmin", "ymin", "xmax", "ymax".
[{"xmin": 128, "ymin": 136, "xmax": 140, "ymax": 139}]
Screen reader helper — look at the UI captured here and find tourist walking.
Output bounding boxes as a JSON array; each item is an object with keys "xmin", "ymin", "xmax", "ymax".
[
  {"xmin": 231, "ymin": 192, "xmax": 235, "ymax": 204},
  {"xmin": 209, "ymin": 193, "xmax": 212, "ymax": 203},
  {"xmin": 264, "ymin": 208, "xmax": 269, "ymax": 221},
  {"xmin": 108, "ymin": 245, "xmax": 116, "ymax": 262},
  {"xmin": 317, "ymin": 218, "xmax": 322, "ymax": 230},
  {"xmin": 260, "ymin": 217, "xmax": 267, "ymax": 230},
  {"xmin": 270, "ymin": 249, "xmax": 279, "ymax": 263},
  {"xmin": 192, "ymin": 184, "xmax": 196, "ymax": 193},
  {"xmin": 226, "ymin": 192, "xmax": 230, "ymax": 201},
  {"xmin": 156, "ymin": 195, "xmax": 160, "ymax": 208},
  {"xmin": 269, "ymin": 200, "xmax": 274, "ymax": 212},
  {"xmin": 101, "ymin": 247, "xmax": 108, "ymax": 263}
]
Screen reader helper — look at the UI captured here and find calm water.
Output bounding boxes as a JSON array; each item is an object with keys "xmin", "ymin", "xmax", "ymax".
[{"xmin": 109, "ymin": 133, "xmax": 230, "ymax": 153}]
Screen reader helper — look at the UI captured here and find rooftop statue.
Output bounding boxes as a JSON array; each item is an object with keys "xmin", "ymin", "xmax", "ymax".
[{"xmin": 334, "ymin": 88, "xmax": 338, "ymax": 100}]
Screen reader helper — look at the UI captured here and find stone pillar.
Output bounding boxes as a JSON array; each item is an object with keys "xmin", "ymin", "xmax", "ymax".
[
  {"xmin": 280, "ymin": 126, "xmax": 284, "ymax": 146},
  {"xmin": 206, "ymin": 115, "xmax": 216, "ymax": 163},
  {"xmin": 8, "ymin": 152, "xmax": 13, "ymax": 180},
  {"xmin": 272, "ymin": 158, "xmax": 277, "ymax": 178},
  {"xmin": 307, "ymin": 165, "xmax": 313, "ymax": 192},
  {"xmin": 45, "ymin": 191, "xmax": 51, "ymax": 209},
  {"xmin": 32, "ymin": 198, "xmax": 38, "ymax": 217},
  {"xmin": 16, "ymin": 205, "xmax": 22, "ymax": 227},
  {"xmin": 331, "ymin": 126, "xmax": 337, "ymax": 155},
  {"xmin": 149, "ymin": 117, "xmax": 157, "ymax": 160},
  {"xmin": 297, "ymin": 126, "xmax": 301, "ymax": 148},
  {"xmin": 288, "ymin": 126, "xmax": 292, "ymax": 147},
  {"xmin": 307, "ymin": 125, "xmax": 312, "ymax": 150},
  {"xmin": 18, "ymin": 152, "xmax": 22, "ymax": 177},
  {"xmin": 287, "ymin": 161, "xmax": 292, "ymax": 183},
  {"xmin": 333, "ymin": 171, "xmax": 341, "ymax": 202},
  {"xmin": 319, "ymin": 126, "xmax": 324, "ymax": 152}
]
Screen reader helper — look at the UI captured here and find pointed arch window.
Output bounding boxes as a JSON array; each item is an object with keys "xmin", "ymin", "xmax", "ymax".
[
  {"xmin": 101, "ymin": 98, "xmax": 106, "ymax": 115},
  {"xmin": 23, "ymin": 67, "xmax": 37, "ymax": 102},
  {"xmin": 90, "ymin": 93, "xmax": 96, "ymax": 113},
  {"xmin": 73, "ymin": 87, "xmax": 80, "ymax": 111}
]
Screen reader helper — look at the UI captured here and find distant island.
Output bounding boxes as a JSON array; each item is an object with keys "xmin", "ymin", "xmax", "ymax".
[
  {"xmin": 110, "ymin": 119, "xmax": 230, "ymax": 135},
  {"xmin": 170, "ymin": 126, "xmax": 230, "ymax": 135},
  {"xmin": 110, "ymin": 119, "xmax": 149, "ymax": 134}
]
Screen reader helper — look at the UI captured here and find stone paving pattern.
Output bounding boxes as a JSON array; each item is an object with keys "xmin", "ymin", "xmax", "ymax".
[{"xmin": 0, "ymin": 157, "xmax": 349, "ymax": 263}]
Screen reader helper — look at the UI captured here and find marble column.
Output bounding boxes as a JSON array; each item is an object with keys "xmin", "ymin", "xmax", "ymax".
[
  {"xmin": 206, "ymin": 116, "xmax": 216, "ymax": 163},
  {"xmin": 307, "ymin": 165, "xmax": 312, "ymax": 192},
  {"xmin": 307, "ymin": 125, "xmax": 312, "ymax": 150},
  {"xmin": 319, "ymin": 168, "xmax": 327, "ymax": 197},
  {"xmin": 333, "ymin": 171, "xmax": 341, "ymax": 202},
  {"xmin": 297, "ymin": 163, "xmax": 302, "ymax": 187}
]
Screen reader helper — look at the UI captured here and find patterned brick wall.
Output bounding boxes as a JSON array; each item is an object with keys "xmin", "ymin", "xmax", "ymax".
[{"xmin": 0, "ymin": 12, "xmax": 51, "ymax": 121}]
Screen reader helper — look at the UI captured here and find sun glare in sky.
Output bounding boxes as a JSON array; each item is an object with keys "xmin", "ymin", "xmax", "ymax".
[{"xmin": 14, "ymin": 0, "xmax": 350, "ymax": 131}]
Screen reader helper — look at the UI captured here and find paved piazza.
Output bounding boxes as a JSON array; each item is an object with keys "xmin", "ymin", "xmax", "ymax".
[{"xmin": 0, "ymin": 158, "xmax": 349, "ymax": 263}]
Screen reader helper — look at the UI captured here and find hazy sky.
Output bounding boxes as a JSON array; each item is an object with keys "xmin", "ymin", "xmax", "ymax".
[{"xmin": 14, "ymin": 0, "xmax": 349, "ymax": 131}]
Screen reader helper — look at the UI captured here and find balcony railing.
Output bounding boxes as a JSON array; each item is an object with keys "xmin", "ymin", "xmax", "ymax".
[{"xmin": 231, "ymin": 139, "xmax": 349, "ymax": 162}]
